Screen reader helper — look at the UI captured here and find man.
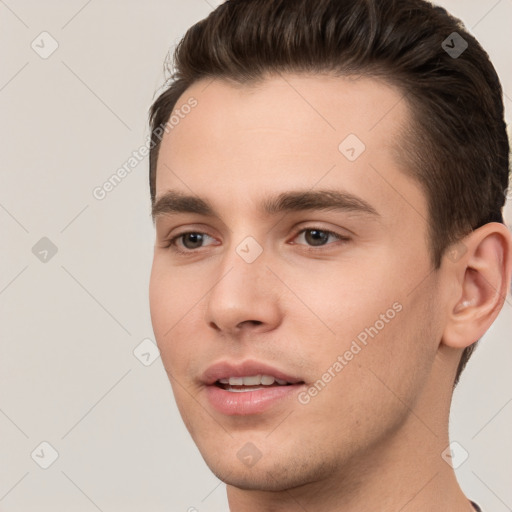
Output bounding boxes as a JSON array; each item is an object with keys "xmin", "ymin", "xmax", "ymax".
[{"xmin": 147, "ymin": 0, "xmax": 511, "ymax": 510}]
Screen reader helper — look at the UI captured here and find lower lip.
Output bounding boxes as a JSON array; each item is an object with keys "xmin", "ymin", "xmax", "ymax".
[{"xmin": 205, "ymin": 384, "xmax": 304, "ymax": 415}]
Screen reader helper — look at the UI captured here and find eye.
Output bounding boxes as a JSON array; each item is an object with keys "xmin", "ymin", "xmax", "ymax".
[
  {"xmin": 292, "ymin": 227, "xmax": 349, "ymax": 248},
  {"xmin": 164, "ymin": 232, "xmax": 217, "ymax": 253}
]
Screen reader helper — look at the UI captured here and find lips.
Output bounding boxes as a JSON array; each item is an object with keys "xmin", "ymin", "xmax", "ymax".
[
  {"xmin": 202, "ymin": 360, "xmax": 305, "ymax": 386},
  {"xmin": 202, "ymin": 360, "xmax": 306, "ymax": 415}
]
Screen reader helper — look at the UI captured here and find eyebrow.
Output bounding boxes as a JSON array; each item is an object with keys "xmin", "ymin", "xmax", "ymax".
[{"xmin": 151, "ymin": 188, "xmax": 379, "ymax": 222}]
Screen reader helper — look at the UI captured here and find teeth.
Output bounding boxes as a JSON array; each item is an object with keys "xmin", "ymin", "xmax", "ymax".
[
  {"xmin": 243, "ymin": 375, "xmax": 263, "ymax": 386},
  {"xmin": 217, "ymin": 374, "xmax": 290, "ymax": 386},
  {"xmin": 260, "ymin": 375, "xmax": 275, "ymax": 385}
]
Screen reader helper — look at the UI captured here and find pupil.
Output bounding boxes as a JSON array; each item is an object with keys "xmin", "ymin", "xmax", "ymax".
[
  {"xmin": 305, "ymin": 229, "xmax": 328, "ymax": 246},
  {"xmin": 183, "ymin": 233, "xmax": 203, "ymax": 249}
]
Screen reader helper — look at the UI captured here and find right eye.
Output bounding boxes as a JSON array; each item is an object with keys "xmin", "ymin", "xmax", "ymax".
[{"xmin": 164, "ymin": 231, "xmax": 218, "ymax": 253}]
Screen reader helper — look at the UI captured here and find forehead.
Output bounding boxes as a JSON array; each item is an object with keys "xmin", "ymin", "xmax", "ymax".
[
  {"xmin": 154, "ymin": 73, "xmax": 424, "ymax": 225},
  {"xmin": 166, "ymin": 73, "xmax": 408, "ymax": 136}
]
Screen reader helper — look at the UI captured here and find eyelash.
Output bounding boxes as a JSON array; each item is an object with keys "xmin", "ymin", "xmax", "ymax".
[{"xmin": 162, "ymin": 227, "xmax": 350, "ymax": 255}]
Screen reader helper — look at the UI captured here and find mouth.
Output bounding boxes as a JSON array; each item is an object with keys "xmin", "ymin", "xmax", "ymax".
[
  {"xmin": 202, "ymin": 360, "xmax": 306, "ymax": 415},
  {"xmin": 203, "ymin": 360, "xmax": 305, "ymax": 387},
  {"xmin": 214, "ymin": 374, "xmax": 303, "ymax": 392}
]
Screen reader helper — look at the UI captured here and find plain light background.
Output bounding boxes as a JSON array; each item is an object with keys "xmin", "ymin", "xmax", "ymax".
[{"xmin": 0, "ymin": 1, "xmax": 511, "ymax": 510}]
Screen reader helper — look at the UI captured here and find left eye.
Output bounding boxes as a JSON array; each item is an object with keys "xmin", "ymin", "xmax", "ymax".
[{"xmin": 293, "ymin": 228, "xmax": 347, "ymax": 247}]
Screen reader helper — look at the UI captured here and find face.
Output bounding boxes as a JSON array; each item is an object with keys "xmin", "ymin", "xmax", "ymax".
[{"xmin": 149, "ymin": 74, "xmax": 445, "ymax": 491}]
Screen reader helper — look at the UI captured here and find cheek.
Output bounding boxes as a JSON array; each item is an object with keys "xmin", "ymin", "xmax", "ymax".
[
  {"xmin": 295, "ymin": 301, "xmax": 435, "ymax": 446},
  {"xmin": 345, "ymin": 285, "xmax": 439, "ymax": 408},
  {"xmin": 149, "ymin": 258, "xmax": 200, "ymax": 332},
  {"xmin": 288, "ymin": 257, "xmax": 435, "ymax": 391},
  {"xmin": 149, "ymin": 262, "xmax": 186, "ymax": 364},
  {"xmin": 149, "ymin": 263, "xmax": 172, "ymax": 339},
  {"xmin": 149, "ymin": 259, "xmax": 209, "ymax": 375},
  {"xmin": 283, "ymin": 258, "xmax": 401, "ymax": 341}
]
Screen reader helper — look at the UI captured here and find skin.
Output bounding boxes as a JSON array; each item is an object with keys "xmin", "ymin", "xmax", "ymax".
[{"xmin": 149, "ymin": 74, "xmax": 512, "ymax": 512}]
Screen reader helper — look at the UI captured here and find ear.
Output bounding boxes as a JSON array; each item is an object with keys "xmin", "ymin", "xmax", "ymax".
[{"xmin": 442, "ymin": 222, "xmax": 512, "ymax": 350}]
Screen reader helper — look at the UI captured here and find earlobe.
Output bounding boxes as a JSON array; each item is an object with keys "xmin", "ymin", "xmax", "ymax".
[{"xmin": 442, "ymin": 223, "xmax": 512, "ymax": 350}]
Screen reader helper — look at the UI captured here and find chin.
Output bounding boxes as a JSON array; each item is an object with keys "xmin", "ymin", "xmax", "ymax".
[
  {"xmin": 212, "ymin": 467, "xmax": 297, "ymax": 492},
  {"xmin": 202, "ymin": 449, "xmax": 333, "ymax": 493}
]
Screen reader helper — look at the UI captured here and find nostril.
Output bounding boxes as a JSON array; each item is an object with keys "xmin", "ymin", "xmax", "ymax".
[{"xmin": 237, "ymin": 320, "xmax": 263, "ymax": 328}]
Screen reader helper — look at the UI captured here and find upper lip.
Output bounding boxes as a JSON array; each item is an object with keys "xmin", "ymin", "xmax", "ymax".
[{"xmin": 202, "ymin": 360, "xmax": 305, "ymax": 385}]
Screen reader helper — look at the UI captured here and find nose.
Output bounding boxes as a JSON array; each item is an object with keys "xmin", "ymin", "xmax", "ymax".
[{"xmin": 204, "ymin": 241, "xmax": 283, "ymax": 337}]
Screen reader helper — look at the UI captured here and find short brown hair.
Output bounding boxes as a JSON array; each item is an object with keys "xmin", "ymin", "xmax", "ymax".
[{"xmin": 148, "ymin": 0, "xmax": 510, "ymax": 385}]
